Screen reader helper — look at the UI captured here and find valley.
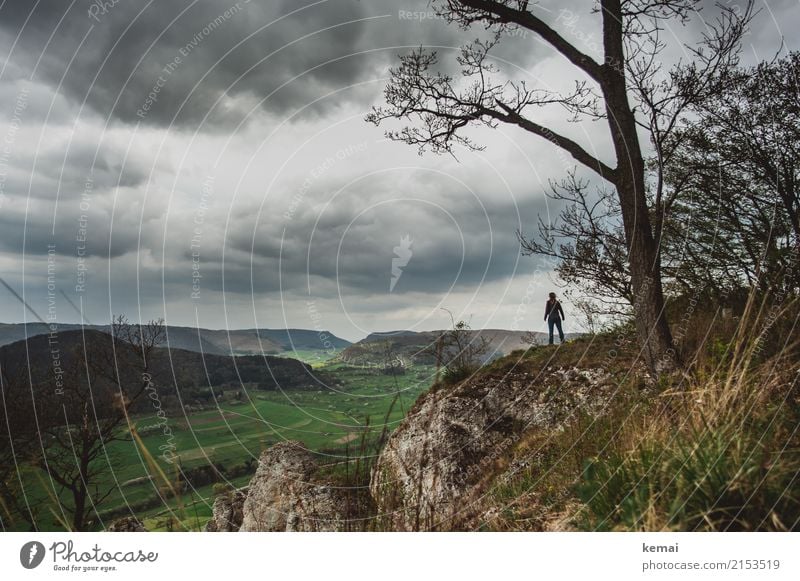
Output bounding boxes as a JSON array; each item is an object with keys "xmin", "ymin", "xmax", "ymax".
[
  {"xmin": 0, "ymin": 322, "xmax": 572, "ymax": 531},
  {"xmin": 0, "ymin": 323, "xmax": 451, "ymax": 531}
]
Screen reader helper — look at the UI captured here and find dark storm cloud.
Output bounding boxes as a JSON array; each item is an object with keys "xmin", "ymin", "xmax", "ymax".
[
  {"xmin": 1, "ymin": 0, "xmax": 797, "ymax": 333},
  {"xmin": 0, "ymin": 0, "xmax": 367, "ymax": 127},
  {"xmin": 0, "ymin": 0, "xmax": 466, "ymax": 128},
  {"xmin": 0, "ymin": 0, "xmax": 788, "ymax": 132},
  {"xmin": 0, "ymin": 0, "xmax": 545, "ymax": 129}
]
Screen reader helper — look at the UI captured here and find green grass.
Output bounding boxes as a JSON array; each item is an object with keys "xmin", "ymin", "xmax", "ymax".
[
  {"xmin": 482, "ymin": 301, "xmax": 800, "ymax": 532},
  {"xmin": 276, "ymin": 348, "xmax": 340, "ymax": 366}
]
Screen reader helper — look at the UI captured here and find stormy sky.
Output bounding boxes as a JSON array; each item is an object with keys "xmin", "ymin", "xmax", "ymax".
[{"xmin": 0, "ymin": 0, "xmax": 797, "ymax": 341}]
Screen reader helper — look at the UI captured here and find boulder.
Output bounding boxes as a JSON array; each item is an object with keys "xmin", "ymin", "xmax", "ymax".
[
  {"xmin": 370, "ymin": 367, "xmax": 614, "ymax": 530},
  {"xmin": 205, "ymin": 488, "xmax": 247, "ymax": 532},
  {"xmin": 238, "ymin": 441, "xmax": 349, "ymax": 532},
  {"xmin": 106, "ymin": 516, "xmax": 146, "ymax": 532}
]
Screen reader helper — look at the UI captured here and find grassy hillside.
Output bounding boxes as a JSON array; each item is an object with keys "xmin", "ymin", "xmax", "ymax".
[
  {"xmin": 0, "ymin": 330, "xmax": 320, "ymax": 414},
  {"xmin": 448, "ymin": 313, "xmax": 800, "ymax": 531}
]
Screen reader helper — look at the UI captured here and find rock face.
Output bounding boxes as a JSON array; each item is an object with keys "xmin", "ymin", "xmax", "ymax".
[
  {"xmin": 203, "ymin": 364, "xmax": 619, "ymax": 532},
  {"xmin": 205, "ymin": 489, "xmax": 247, "ymax": 532},
  {"xmin": 237, "ymin": 441, "xmax": 349, "ymax": 532},
  {"xmin": 370, "ymin": 366, "xmax": 615, "ymax": 531}
]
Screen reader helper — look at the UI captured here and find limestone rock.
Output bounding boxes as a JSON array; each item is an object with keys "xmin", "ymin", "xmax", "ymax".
[
  {"xmin": 238, "ymin": 441, "xmax": 349, "ymax": 532},
  {"xmin": 205, "ymin": 488, "xmax": 247, "ymax": 532},
  {"xmin": 106, "ymin": 516, "xmax": 146, "ymax": 532},
  {"xmin": 370, "ymin": 367, "xmax": 614, "ymax": 530}
]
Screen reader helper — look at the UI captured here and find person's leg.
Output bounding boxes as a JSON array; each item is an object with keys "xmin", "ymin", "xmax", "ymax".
[
  {"xmin": 548, "ymin": 318, "xmax": 555, "ymax": 345},
  {"xmin": 555, "ymin": 319, "xmax": 565, "ymax": 343}
]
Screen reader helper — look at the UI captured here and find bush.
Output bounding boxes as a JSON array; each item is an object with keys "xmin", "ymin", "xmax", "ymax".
[
  {"xmin": 433, "ymin": 318, "xmax": 489, "ymax": 385},
  {"xmin": 212, "ymin": 483, "xmax": 233, "ymax": 498}
]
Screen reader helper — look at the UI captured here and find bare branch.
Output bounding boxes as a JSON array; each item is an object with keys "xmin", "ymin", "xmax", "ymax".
[{"xmin": 436, "ymin": 0, "xmax": 605, "ymax": 81}]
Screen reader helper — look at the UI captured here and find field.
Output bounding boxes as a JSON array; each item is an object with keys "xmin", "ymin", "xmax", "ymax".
[
  {"xmin": 11, "ymin": 362, "xmax": 437, "ymax": 531},
  {"xmin": 278, "ymin": 348, "xmax": 340, "ymax": 366}
]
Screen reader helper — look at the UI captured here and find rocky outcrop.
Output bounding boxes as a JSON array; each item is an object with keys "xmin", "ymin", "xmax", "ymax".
[
  {"xmin": 370, "ymin": 366, "xmax": 616, "ymax": 530},
  {"xmin": 203, "ymin": 363, "xmax": 622, "ymax": 532},
  {"xmin": 106, "ymin": 516, "xmax": 146, "ymax": 532},
  {"xmin": 237, "ymin": 441, "xmax": 350, "ymax": 532},
  {"xmin": 205, "ymin": 488, "xmax": 247, "ymax": 532}
]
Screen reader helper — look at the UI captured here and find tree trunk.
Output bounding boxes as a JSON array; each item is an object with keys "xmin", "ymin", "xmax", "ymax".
[
  {"xmin": 601, "ymin": 0, "xmax": 675, "ymax": 373},
  {"xmin": 72, "ymin": 485, "xmax": 87, "ymax": 532},
  {"xmin": 72, "ymin": 448, "xmax": 91, "ymax": 531}
]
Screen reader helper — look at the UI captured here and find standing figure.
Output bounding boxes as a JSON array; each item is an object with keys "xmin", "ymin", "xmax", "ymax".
[{"xmin": 544, "ymin": 292, "xmax": 565, "ymax": 345}]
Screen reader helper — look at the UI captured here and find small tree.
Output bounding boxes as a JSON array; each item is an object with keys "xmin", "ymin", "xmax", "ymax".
[
  {"xmin": 33, "ymin": 317, "xmax": 165, "ymax": 531},
  {"xmin": 432, "ymin": 313, "xmax": 491, "ymax": 384},
  {"xmin": 522, "ymin": 171, "xmax": 632, "ymax": 316},
  {"xmin": 0, "ymin": 362, "xmax": 47, "ymax": 528}
]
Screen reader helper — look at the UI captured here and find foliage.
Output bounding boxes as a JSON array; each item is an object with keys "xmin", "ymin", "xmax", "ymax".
[
  {"xmin": 662, "ymin": 52, "xmax": 800, "ymax": 300},
  {"xmin": 431, "ymin": 316, "xmax": 491, "ymax": 385}
]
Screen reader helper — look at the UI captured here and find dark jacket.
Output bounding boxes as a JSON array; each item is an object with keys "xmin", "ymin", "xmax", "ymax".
[{"xmin": 544, "ymin": 299, "xmax": 565, "ymax": 321}]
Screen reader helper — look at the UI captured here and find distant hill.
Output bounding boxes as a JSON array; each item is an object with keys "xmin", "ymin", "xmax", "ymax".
[
  {"xmin": 0, "ymin": 329, "xmax": 322, "ymax": 413},
  {"xmin": 362, "ymin": 330, "xmax": 421, "ymax": 341},
  {"xmin": 338, "ymin": 328, "xmax": 582, "ymax": 367},
  {"xmin": 0, "ymin": 323, "xmax": 351, "ymax": 359}
]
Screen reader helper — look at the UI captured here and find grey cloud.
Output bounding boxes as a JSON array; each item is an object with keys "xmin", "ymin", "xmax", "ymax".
[
  {"xmin": 0, "ymin": 1, "xmax": 365, "ymax": 126},
  {"xmin": 0, "ymin": 0, "xmax": 543, "ymax": 130},
  {"xmin": 219, "ymin": 168, "xmax": 533, "ymax": 297},
  {"xmin": 0, "ymin": 131, "xmax": 152, "ymax": 204},
  {"xmin": 0, "ymin": 0, "xmax": 796, "ymax": 335},
  {"xmin": 0, "ymin": 0, "xmax": 471, "ymax": 129},
  {"xmin": 0, "ymin": 193, "xmax": 161, "ymax": 259}
]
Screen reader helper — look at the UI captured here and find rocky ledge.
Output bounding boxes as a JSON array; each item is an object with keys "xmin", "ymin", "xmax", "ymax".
[
  {"xmin": 370, "ymin": 366, "xmax": 617, "ymax": 530},
  {"xmin": 206, "ymin": 441, "xmax": 353, "ymax": 532}
]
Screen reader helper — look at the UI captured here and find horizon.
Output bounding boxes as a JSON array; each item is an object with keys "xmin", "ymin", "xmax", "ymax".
[{"xmin": 0, "ymin": 318, "xmax": 557, "ymax": 344}]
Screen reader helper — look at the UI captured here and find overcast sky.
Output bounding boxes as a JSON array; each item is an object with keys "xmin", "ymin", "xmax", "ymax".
[{"xmin": 0, "ymin": 0, "xmax": 797, "ymax": 341}]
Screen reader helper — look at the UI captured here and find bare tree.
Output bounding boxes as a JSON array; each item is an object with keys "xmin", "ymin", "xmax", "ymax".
[
  {"xmin": 431, "ymin": 312, "xmax": 491, "ymax": 384},
  {"xmin": 30, "ymin": 317, "xmax": 164, "ymax": 531},
  {"xmin": 368, "ymin": 0, "xmax": 753, "ymax": 373},
  {"xmin": 522, "ymin": 171, "xmax": 632, "ymax": 315}
]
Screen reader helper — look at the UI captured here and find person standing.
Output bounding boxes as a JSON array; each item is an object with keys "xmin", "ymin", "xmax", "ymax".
[{"xmin": 544, "ymin": 292, "xmax": 565, "ymax": 345}]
